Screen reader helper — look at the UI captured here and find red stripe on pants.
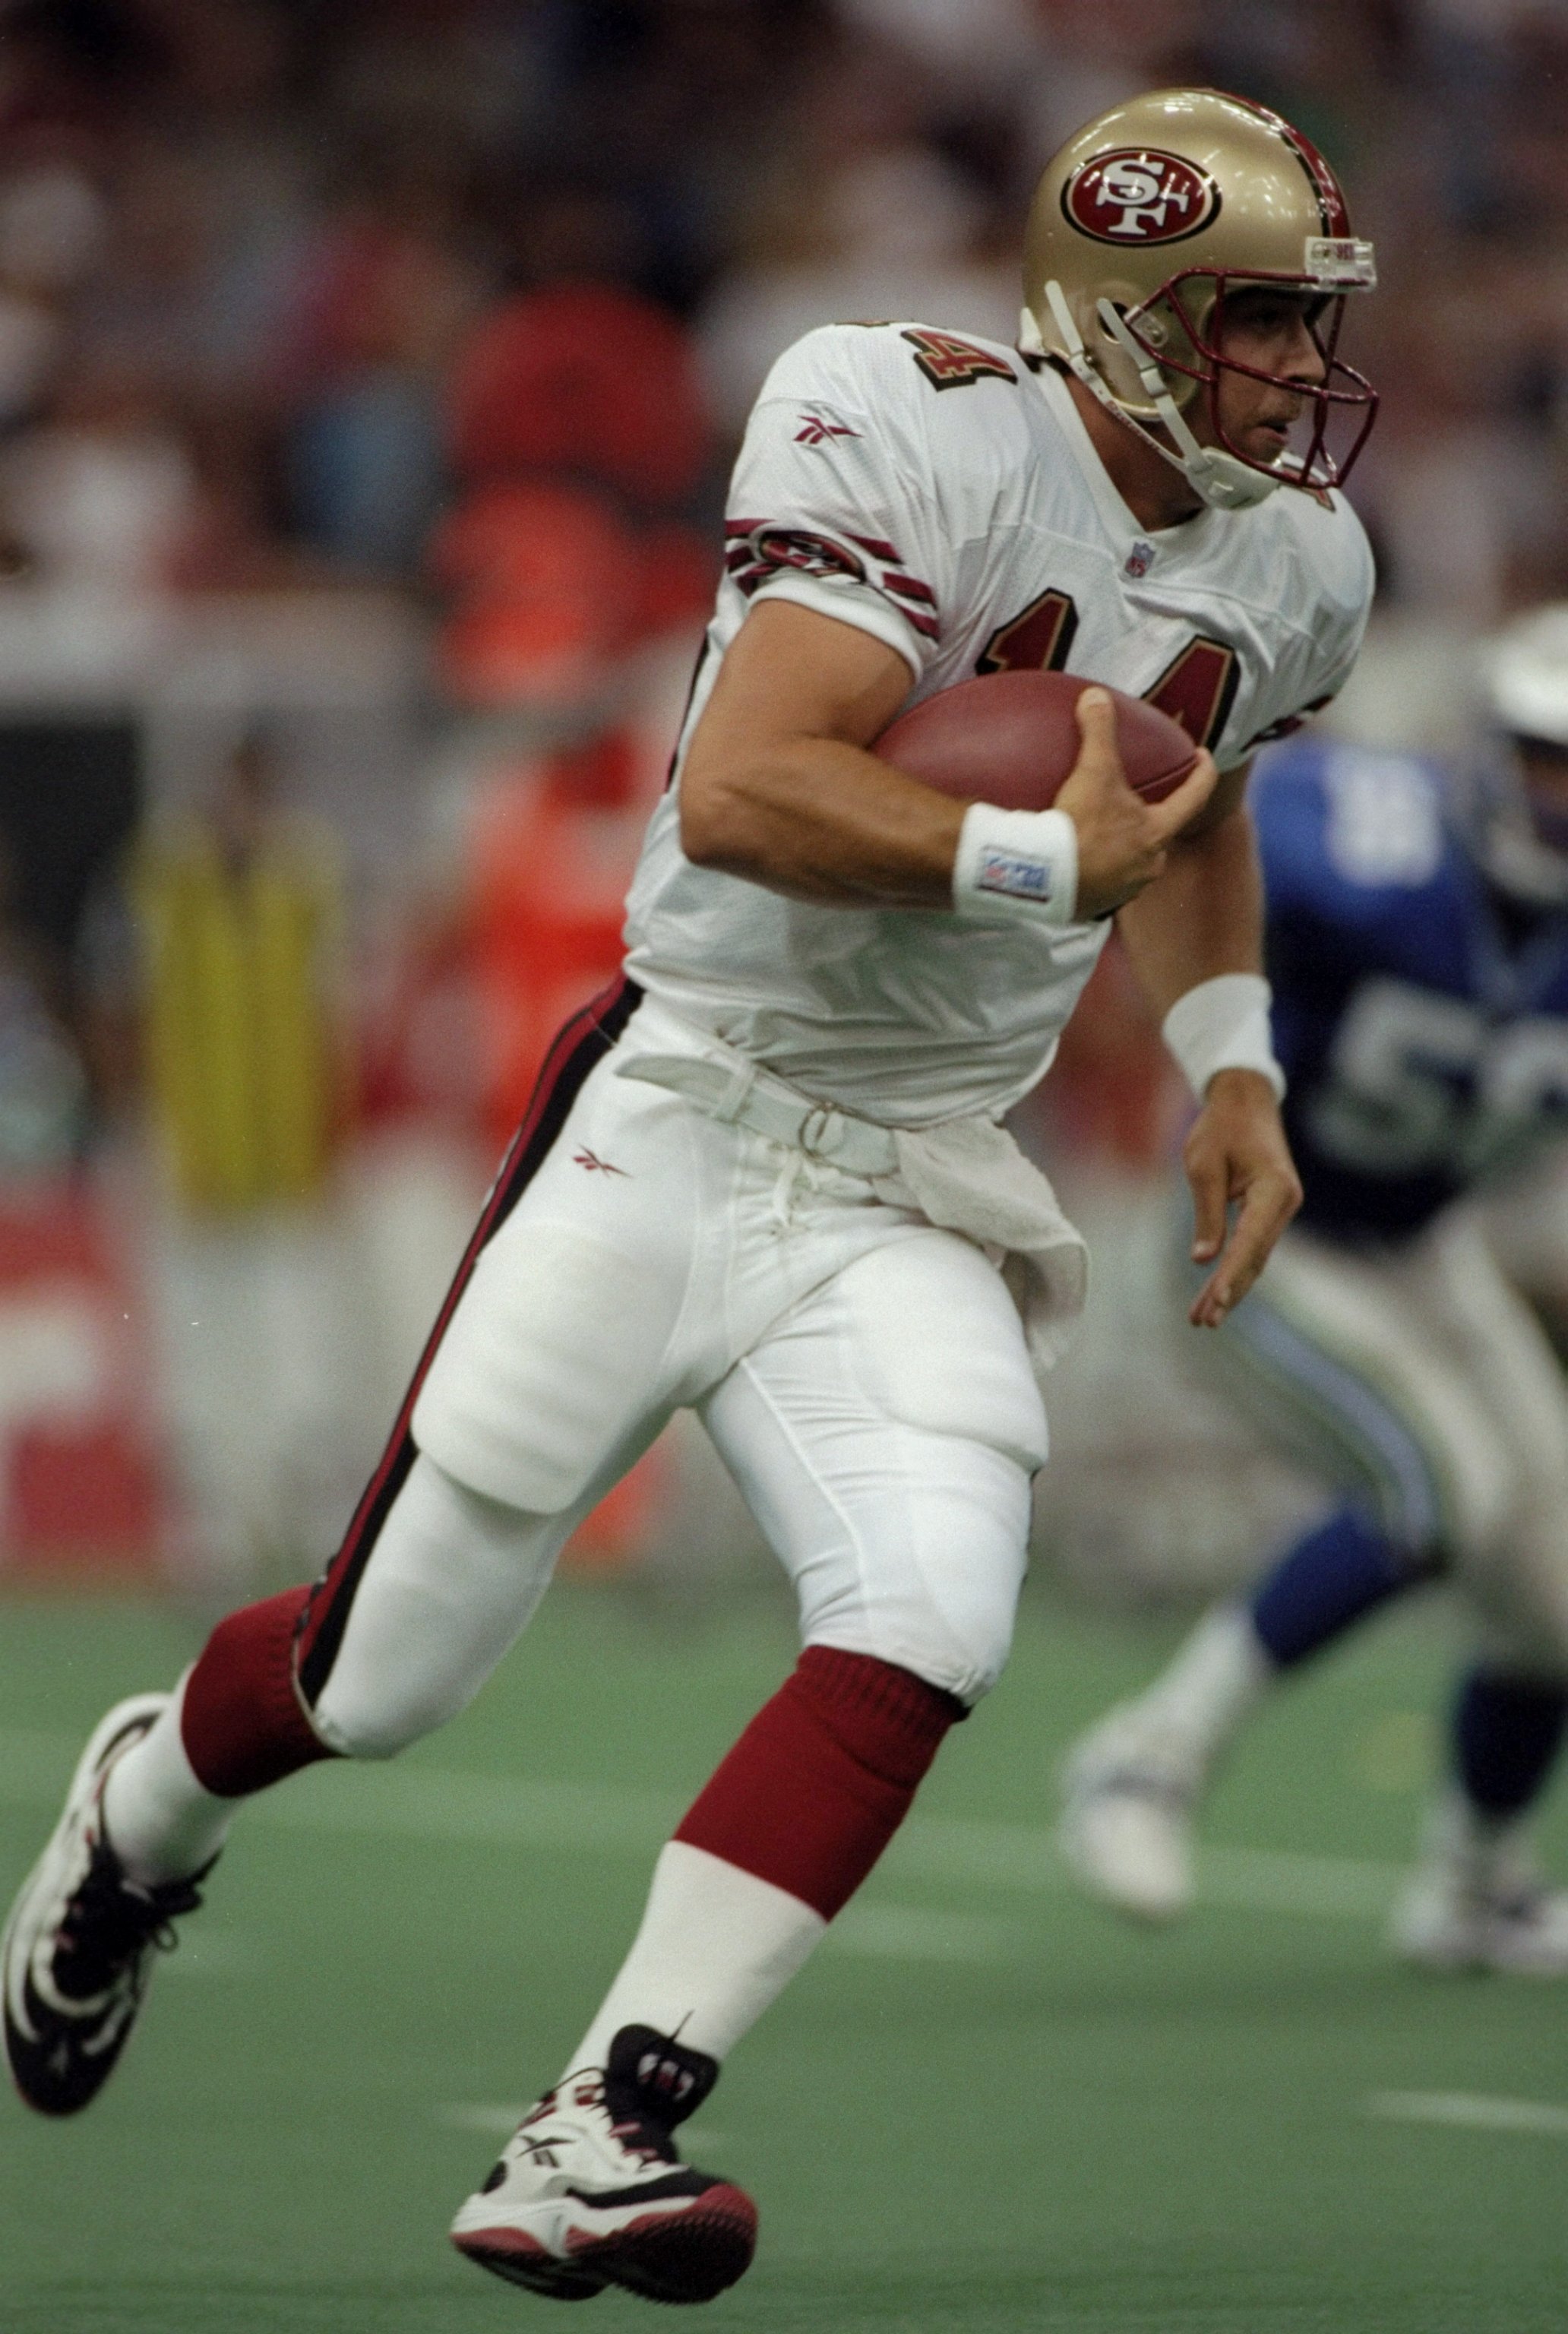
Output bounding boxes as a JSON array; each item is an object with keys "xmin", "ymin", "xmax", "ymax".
[
  {"xmin": 295, "ymin": 972, "xmax": 640, "ymax": 1700},
  {"xmin": 179, "ymin": 975, "xmax": 643, "ymax": 1795}
]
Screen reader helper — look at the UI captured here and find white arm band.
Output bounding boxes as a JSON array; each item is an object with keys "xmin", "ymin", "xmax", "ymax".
[
  {"xmin": 1162, "ymin": 972, "xmax": 1285, "ymax": 1104},
  {"xmin": 952, "ymin": 802, "xmax": 1078, "ymax": 928}
]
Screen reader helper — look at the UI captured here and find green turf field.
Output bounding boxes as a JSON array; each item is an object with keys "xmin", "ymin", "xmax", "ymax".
[{"xmin": 2, "ymin": 1580, "xmax": 1566, "ymax": 2334}]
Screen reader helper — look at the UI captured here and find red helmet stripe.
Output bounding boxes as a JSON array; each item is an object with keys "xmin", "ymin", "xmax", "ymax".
[
  {"xmin": 1213, "ymin": 90, "xmax": 1352, "ymax": 235},
  {"xmin": 1274, "ymin": 119, "xmax": 1351, "ymax": 235}
]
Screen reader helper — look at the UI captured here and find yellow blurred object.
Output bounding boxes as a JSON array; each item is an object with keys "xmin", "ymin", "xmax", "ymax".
[{"xmin": 134, "ymin": 821, "xmax": 346, "ymax": 1213}]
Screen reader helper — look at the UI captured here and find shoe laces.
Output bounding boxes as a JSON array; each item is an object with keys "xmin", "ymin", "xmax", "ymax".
[
  {"xmin": 55, "ymin": 1841, "xmax": 207, "ymax": 2000},
  {"xmin": 605, "ymin": 2086, "xmax": 685, "ymax": 2168},
  {"xmin": 604, "ymin": 2106, "xmax": 676, "ymax": 2170},
  {"xmin": 521, "ymin": 2073, "xmax": 676, "ymax": 2172}
]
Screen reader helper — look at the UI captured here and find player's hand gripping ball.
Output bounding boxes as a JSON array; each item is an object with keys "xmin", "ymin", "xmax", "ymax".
[{"xmin": 872, "ymin": 669, "xmax": 1198, "ymax": 808}]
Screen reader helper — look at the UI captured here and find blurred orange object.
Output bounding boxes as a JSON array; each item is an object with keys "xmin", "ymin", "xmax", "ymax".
[
  {"xmin": 430, "ymin": 478, "xmax": 637, "ymax": 606},
  {"xmin": 469, "ymin": 729, "xmax": 649, "ymax": 1149},
  {"xmin": 433, "ymin": 481, "xmax": 718, "ymax": 705},
  {"xmin": 447, "ymin": 283, "xmax": 710, "ymax": 508},
  {"xmin": 561, "ymin": 1446, "xmax": 669, "ymax": 1573},
  {"xmin": 432, "ymin": 479, "xmax": 641, "ymax": 707}
]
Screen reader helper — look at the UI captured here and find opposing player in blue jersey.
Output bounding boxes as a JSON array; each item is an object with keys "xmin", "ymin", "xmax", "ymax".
[{"xmin": 1062, "ymin": 603, "xmax": 1568, "ymax": 1972}]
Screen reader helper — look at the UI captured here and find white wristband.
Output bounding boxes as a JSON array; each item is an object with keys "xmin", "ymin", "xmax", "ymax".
[
  {"xmin": 1162, "ymin": 972, "xmax": 1285, "ymax": 1104},
  {"xmin": 952, "ymin": 802, "xmax": 1078, "ymax": 928}
]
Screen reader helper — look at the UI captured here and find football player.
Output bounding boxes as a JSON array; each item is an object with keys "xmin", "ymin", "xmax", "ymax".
[
  {"xmin": 4, "ymin": 91, "xmax": 1374, "ymax": 2304},
  {"xmin": 1062, "ymin": 605, "xmax": 1568, "ymax": 1973}
]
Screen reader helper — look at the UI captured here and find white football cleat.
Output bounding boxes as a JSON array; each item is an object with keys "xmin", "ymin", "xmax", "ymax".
[
  {"xmin": 1390, "ymin": 1797, "xmax": 1568, "ymax": 1976},
  {"xmin": 1058, "ymin": 1703, "xmax": 1204, "ymax": 1924},
  {"xmin": 3, "ymin": 1694, "xmax": 213, "ymax": 2115},
  {"xmin": 450, "ymin": 2025, "xmax": 757, "ymax": 2304}
]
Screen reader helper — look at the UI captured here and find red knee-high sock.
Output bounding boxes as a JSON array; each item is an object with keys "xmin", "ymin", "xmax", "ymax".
[
  {"xmin": 673, "ymin": 1646, "xmax": 965, "ymax": 1919},
  {"xmin": 180, "ymin": 1586, "xmax": 337, "ymax": 1797}
]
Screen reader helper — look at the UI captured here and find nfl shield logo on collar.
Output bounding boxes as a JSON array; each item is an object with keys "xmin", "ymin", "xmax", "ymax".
[{"xmin": 1125, "ymin": 540, "xmax": 1155, "ymax": 579}]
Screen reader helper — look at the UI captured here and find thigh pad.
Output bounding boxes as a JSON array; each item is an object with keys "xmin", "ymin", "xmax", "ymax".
[
  {"xmin": 820, "ymin": 1231, "xmax": 1048, "ymax": 1472},
  {"xmin": 413, "ymin": 1218, "xmax": 684, "ymax": 1511}
]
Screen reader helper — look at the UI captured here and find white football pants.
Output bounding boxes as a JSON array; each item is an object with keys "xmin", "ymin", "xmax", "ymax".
[
  {"xmin": 1203, "ymin": 1207, "xmax": 1568, "ymax": 1672},
  {"xmin": 299, "ymin": 984, "xmax": 1047, "ymax": 1757}
]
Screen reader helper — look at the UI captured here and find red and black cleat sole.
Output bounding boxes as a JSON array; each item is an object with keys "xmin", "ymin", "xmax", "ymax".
[
  {"xmin": 450, "ymin": 2227, "xmax": 607, "ymax": 2301},
  {"xmin": 453, "ymin": 2186, "xmax": 758, "ymax": 2306}
]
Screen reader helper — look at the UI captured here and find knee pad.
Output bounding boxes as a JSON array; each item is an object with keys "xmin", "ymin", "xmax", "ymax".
[
  {"xmin": 308, "ymin": 1674, "xmax": 444, "ymax": 1763},
  {"xmin": 833, "ymin": 1234, "xmax": 1049, "ymax": 1474},
  {"xmin": 802, "ymin": 1434, "xmax": 1030, "ymax": 1708},
  {"xmin": 302, "ymin": 1452, "xmax": 571, "ymax": 1760}
]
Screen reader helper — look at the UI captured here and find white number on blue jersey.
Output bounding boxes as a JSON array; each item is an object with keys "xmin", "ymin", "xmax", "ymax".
[{"xmin": 1307, "ymin": 977, "xmax": 1568, "ymax": 1178}]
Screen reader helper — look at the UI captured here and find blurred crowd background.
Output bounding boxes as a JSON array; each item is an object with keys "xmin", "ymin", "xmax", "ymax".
[{"xmin": 0, "ymin": 0, "xmax": 1562, "ymax": 1602}]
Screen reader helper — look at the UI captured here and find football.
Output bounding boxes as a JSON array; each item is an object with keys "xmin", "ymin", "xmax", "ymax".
[{"xmin": 872, "ymin": 669, "xmax": 1200, "ymax": 810}]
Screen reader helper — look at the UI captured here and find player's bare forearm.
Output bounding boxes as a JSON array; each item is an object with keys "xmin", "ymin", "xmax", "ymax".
[
  {"xmin": 681, "ymin": 603, "xmax": 1216, "ymax": 914},
  {"xmin": 1114, "ymin": 771, "xmax": 1301, "ymax": 1327},
  {"xmin": 1113, "ymin": 766, "xmax": 1263, "ymax": 1017},
  {"xmin": 684, "ymin": 735, "xmax": 966, "ymax": 909},
  {"xmin": 680, "ymin": 602, "xmax": 962, "ymax": 907}
]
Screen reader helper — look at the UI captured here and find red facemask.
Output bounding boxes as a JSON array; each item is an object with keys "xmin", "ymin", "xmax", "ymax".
[{"xmin": 1123, "ymin": 267, "xmax": 1378, "ymax": 495}]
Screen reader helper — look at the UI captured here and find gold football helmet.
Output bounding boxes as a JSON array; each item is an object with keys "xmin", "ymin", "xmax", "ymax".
[{"xmin": 1021, "ymin": 87, "xmax": 1377, "ymax": 510}]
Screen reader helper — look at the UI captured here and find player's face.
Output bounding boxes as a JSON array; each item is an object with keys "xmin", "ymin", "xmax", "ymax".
[{"xmin": 1199, "ymin": 287, "xmax": 1329, "ymax": 468}]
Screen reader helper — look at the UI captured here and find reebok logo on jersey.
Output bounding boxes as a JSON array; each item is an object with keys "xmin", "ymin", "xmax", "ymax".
[
  {"xmin": 795, "ymin": 413, "xmax": 859, "ymax": 445},
  {"xmin": 978, "ymin": 849, "xmax": 1054, "ymax": 904},
  {"xmin": 574, "ymin": 1148, "xmax": 629, "ymax": 1176}
]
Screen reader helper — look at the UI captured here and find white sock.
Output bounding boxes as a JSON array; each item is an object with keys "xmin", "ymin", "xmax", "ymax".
[
  {"xmin": 565, "ymin": 1841, "xmax": 827, "ymax": 2076},
  {"xmin": 1427, "ymin": 1787, "xmax": 1522, "ymax": 1859},
  {"xmin": 101, "ymin": 1675, "xmax": 236, "ymax": 1886},
  {"xmin": 1140, "ymin": 1603, "xmax": 1273, "ymax": 1769}
]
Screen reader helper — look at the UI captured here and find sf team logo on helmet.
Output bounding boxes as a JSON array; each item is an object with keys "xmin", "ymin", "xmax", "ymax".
[{"xmin": 1063, "ymin": 149, "xmax": 1221, "ymax": 246}]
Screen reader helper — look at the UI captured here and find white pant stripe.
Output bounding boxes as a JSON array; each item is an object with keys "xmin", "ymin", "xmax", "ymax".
[{"xmin": 1222, "ymin": 1285, "xmax": 1444, "ymax": 1551}]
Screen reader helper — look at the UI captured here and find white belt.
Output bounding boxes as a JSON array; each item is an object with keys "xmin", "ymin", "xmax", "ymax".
[
  {"xmin": 615, "ymin": 1049, "xmax": 900, "ymax": 1179},
  {"xmin": 615, "ymin": 1026, "xmax": 1090, "ymax": 1374}
]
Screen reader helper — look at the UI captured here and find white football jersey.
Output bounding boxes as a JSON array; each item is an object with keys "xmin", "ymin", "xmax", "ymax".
[{"xmin": 624, "ymin": 321, "xmax": 1374, "ymax": 1126}]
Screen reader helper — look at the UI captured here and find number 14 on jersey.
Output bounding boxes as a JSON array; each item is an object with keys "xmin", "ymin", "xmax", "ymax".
[{"xmin": 978, "ymin": 588, "xmax": 1239, "ymax": 753}]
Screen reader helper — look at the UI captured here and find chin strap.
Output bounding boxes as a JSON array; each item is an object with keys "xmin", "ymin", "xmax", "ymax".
[{"xmin": 1029, "ymin": 285, "xmax": 1282, "ymax": 514}]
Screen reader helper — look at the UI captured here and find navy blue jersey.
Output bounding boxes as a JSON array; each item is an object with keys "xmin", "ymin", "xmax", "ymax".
[{"xmin": 1254, "ymin": 738, "xmax": 1568, "ymax": 1242}]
